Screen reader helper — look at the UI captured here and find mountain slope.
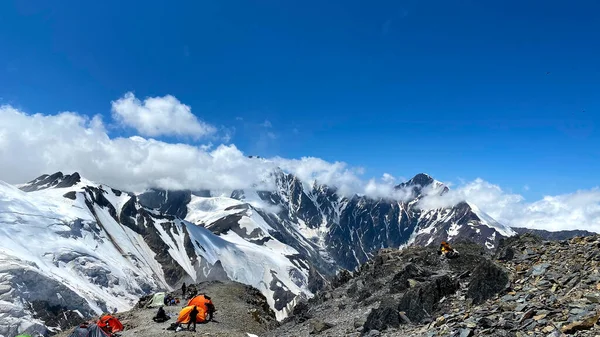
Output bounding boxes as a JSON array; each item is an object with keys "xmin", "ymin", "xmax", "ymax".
[
  {"xmin": 136, "ymin": 171, "xmax": 516, "ymax": 272},
  {"xmin": 237, "ymin": 172, "xmax": 517, "ymax": 270},
  {"xmin": 1, "ymin": 170, "xmax": 521, "ymax": 336},
  {"xmin": 0, "ymin": 173, "xmax": 315, "ymax": 336}
]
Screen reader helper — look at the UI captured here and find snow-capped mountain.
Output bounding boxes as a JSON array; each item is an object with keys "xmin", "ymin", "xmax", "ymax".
[
  {"xmin": 233, "ymin": 172, "xmax": 516, "ymax": 270},
  {"xmin": 0, "ymin": 170, "xmax": 517, "ymax": 336},
  {"xmin": 0, "ymin": 172, "xmax": 314, "ymax": 336}
]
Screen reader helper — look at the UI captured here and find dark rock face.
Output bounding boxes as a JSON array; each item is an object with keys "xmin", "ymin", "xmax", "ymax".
[
  {"xmin": 363, "ymin": 299, "xmax": 401, "ymax": 333},
  {"xmin": 398, "ymin": 275, "xmax": 459, "ymax": 322},
  {"xmin": 137, "ymin": 189, "xmax": 192, "ymax": 218},
  {"xmin": 307, "ymin": 267, "xmax": 330, "ymax": 294},
  {"xmin": 285, "ymin": 301, "xmax": 312, "ymax": 324},
  {"xmin": 390, "ymin": 263, "xmax": 432, "ymax": 293},
  {"xmin": 269, "ymin": 271, "xmax": 297, "ymax": 311},
  {"xmin": 76, "ymin": 186, "xmax": 193, "ymax": 287},
  {"xmin": 28, "ymin": 300, "xmax": 84, "ymax": 331},
  {"xmin": 63, "ymin": 191, "xmax": 77, "ymax": 200},
  {"xmin": 20, "ymin": 172, "xmax": 81, "ymax": 192},
  {"xmin": 56, "ymin": 172, "xmax": 81, "ymax": 189},
  {"xmin": 238, "ymin": 171, "xmax": 514, "ymax": 272},
  {"xmin": 332, "ymin": 269, "xmax": 353, "ymax": 288},
  {"xmin": 467, "ymin": 259, "xmax": 510, "ymax": 305}
]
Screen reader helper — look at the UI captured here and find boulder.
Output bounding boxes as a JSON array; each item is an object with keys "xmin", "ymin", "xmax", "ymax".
[
  {"xmin": 467, "ymin": 259, "xmax": 510, "ymax": 305},
  {"xmin": 282, "ymin": 300, "xmax": 312, "ymax": 324},
  {"xmin": 561, "ymin": 314, "xmax": 600, "ymax": 334},
  {"xmin": 332, "ymin": 269, "xmax": 353, "ymax": 288},
  {"xmin": 309, "ymin": 319, "xmax": 334, "ymax": 334},
  {"xmin": 390, "ymin": 264, "xmax": 431, "ymax": 293},
  {"xmin": 398, "ymin": 275, "xmax": 459, "ymax": 322},
  {"xmin": 363, "ymin": 299, "xmax": 401, "ymax": 333}
]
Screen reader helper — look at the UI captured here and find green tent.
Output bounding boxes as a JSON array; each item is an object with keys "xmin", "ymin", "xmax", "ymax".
[
  {"xmin": 16, "ymin": 335, "xmax": 33, "ymax": 337},
  {"xmin": 148, "ymin": 292, "xmax": 166, "ymax": 308}
]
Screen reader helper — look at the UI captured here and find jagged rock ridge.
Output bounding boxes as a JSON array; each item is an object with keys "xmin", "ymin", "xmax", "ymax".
[{"xmin": 266, "ymin": 233, "xmax": 600, "ymax": 336}]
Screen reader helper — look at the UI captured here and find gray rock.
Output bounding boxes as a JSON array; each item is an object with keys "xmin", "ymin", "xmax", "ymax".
[
  {"xmin": 515, "ymin": 304, "xmax": 528, "ymax": 312},
  {"xmin": 365, "ymin": 329, "xmax": 381, "ymax": 337},
  {"xmin": 309, "ymin": 319, "xmax": 334, "ymax": 334},
  {"xmin": 467, "ymin": 259, "xmax": 510, "ymax": 305},
  {"xmin": 398, "ymin": 275, "xmax": 459, "ymax": 322},
  {"xmin": 459, "ymin": 328, "xmax": 474, "ymax": 337},
  {"xmin": 531, "ymin": 263, "xmax": 551, "ymax": 276},
  {"xmin": 363, "ymin": 300, "xmax": 400, "ymax": 333}
]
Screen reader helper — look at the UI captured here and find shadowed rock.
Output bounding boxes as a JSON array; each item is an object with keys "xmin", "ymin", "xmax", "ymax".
[{"xmin": 467, "ymin": 259, "xmax": 510, "ymax": 305}]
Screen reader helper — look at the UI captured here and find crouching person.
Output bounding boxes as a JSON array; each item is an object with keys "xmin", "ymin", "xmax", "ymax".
[
  {"xmin": 438, "ymin": 241, "xmax": 459, "ymax": 258},
  {"xmin": 153, "ymin": 306, "xmax": 170, "ymax": 323}
]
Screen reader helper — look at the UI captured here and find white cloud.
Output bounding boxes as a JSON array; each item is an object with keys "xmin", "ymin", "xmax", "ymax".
[
  {"xmin": 200, "ymin": 142, "xmax": 214, "ymax": 151},
  {"xmin": 382, "ymin": 173, "xmax": 396, "ymax": 184},
  {"xmin": 272, "ymin": 157, "xmax": 412, "ymax": 200},
  {"xmin": 524, "ymin": 185, "xmax": 530, "ymax": 191},
  {"xmin": 220, "ymin": 126, "xmax": 235, "ymax": 143},
  {"xmin": 111, "ymin": 92, "xmax": 216, "ymax": 138},
  {"xmin": 262, "ymin": 120, "xmax": 272, "ymax": 128},
  {"xmin": 418, "ymin": 178, "xmax": 600, "ymax": 233}
]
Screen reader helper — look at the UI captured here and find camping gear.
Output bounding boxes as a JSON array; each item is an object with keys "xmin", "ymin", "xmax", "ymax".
[
  {"xmin": 15, "ymin": 335, "xmax": 33, "ymax": 337},
  {"xmin": 188, "ymin": 294, "xmax": 212, "ymax": 308},
  {"xmin": 188, "ymin": 294, "xmax": 215, "ymax": 320},
  {"xmin": 176, "ymin": 305, "xmax": 208, "ymax": 324},
  {"xmin": 67, "ymin": 324, "xmax": 111, "ymax": 337},
  {"xmin": 97, "ymin": 314, "xmax": 124, "ymax": 333},
  {"xmin": 147, "ymin": 292, "xmax": 166, "ymax": 308}
]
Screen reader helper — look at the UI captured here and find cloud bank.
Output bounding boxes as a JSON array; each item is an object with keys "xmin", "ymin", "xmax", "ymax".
[
  {"xmin": 1, "ymin": 94, "xmax": 599, "ymax": 233},
  {"xmin": 418, "ymin": 179, "xmax": 600, "ymax": 233},
  {"xmin": 0, "ymin": 103, "xmax": 403, "ymax": 198}
]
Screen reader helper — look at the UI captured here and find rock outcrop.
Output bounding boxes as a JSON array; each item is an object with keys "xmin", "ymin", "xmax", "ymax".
[{"xmin": 265, "ymin": 234, "xmax": 600, "ymax": 336}]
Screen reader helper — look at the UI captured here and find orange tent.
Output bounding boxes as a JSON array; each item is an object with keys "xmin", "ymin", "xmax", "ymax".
[
  {"xmin": 176, "ymin": 305, "xmax": 208, "ymax": 324},
  {"xmin": 97, "ymin": 315, "xmax": 124, "ymax": 333},
  {"xmin": 187, "ymin": 294, "xmax": 213, "ymax": 310}
]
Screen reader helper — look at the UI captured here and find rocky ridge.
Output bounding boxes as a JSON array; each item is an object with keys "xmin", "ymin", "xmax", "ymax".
[
  {"xmin": 512, "ymin": 228, "xmax": 597, "ymax": 241},
  {"xmin": 266, "ymin": 233, "xmax": 600, "ymax": 337}
]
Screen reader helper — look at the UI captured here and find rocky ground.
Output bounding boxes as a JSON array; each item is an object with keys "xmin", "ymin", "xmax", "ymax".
[
  {"xmin": 53, "ymin": 281, "xmax": 277, "ymax": 337},
  {"xmin": 53, "ymin": 233, "xmax": 600, "ymax": 337},
  {"xmin": 265, "ymin": 234, "xmax": 600, "ymax": 337}
]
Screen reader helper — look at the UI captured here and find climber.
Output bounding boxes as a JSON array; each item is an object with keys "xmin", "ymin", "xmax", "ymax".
[
  {"xmin": 438, "ymin": 241, "xmax": 459, "ymax": 258},
  {"xmin": 187, "ymin": 305, "xmax": 199, "ymax": 332},
  {"xmin": 153, "ymin": 306, "xmax": 170, "ymax": 323},
  {"xmin": 182, "ymin": 282, "xmax": 187, "ymax": 297}
]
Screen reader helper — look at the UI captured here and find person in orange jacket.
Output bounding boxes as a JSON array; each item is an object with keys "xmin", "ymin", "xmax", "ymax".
[{"xmin": 438, "ymin": 241, "xmax": 459, "ymax": 258}]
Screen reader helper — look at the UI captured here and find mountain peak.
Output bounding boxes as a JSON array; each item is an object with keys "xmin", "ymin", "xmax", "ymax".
[
  {"xmin": 19, "ymin": 171, "xmax": 82, "ymax": 192},
  {"xmin": 406, "ymin": 173, "xmax": 435, "ymax": 187},
  {"xmin": 396, "ymin": 173, "xmax": 435, "ymax": 190}
]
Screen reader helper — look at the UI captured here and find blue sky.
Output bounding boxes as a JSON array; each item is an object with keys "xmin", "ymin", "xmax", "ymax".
[{"xmin": 1, "ymin": 0, "xmax": 598, "ymax": 200}]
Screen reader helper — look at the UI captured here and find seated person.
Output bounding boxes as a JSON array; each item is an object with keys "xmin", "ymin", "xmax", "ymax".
[
  {"xmin": 438, "ymin": 241, "xmax": 459, "ymax": 258},
  {"xmin": 152, "ymin": 306, "xmax": 170, "ymax": 323}
]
